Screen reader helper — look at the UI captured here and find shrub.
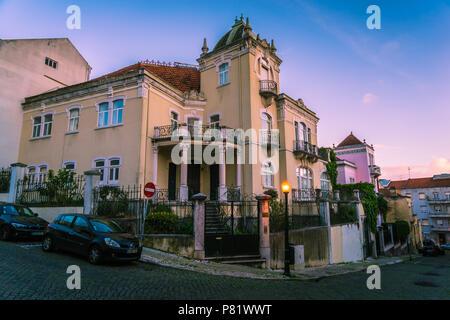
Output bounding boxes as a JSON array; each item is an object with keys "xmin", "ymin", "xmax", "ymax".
[
  {"xmin": 145, "ymin": 211, "xmax": 178, "ymax": 234},
  {"xmin": 263, "ymin": 189, "xmax": 278, "ymax": 199},
  {"xmin": 177, "ymin": 219, "xmax": 193, "ymax": 234},
  {"xmin": 96, "ymin": 185, "xmax": 129, "ymax": 216},
  {"xmin": 394, "ymin": 220, "xmax": 410, "ymax": 242}
]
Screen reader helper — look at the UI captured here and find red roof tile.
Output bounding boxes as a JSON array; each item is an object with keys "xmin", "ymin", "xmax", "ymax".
[
  {"xmin": 93, "ymin": 62, "xmax": 200, "ymax": 93},
  {"xmin": 387, "ymin": 177, "xmax": 450, "ymax": 189},
  {"xmin": 337, "ymin": 132, "xmax": 364, "ymax": 147}
]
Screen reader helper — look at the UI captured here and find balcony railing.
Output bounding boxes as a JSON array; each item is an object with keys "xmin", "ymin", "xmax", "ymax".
[
  {"xmin": 154, "ymin": 124, "xmax": 233, "ymax": 141},
  {"xmin": 293, "ymin": 140, "xmax": 318, "ymax": 162},
  {"xmin": 259, "ymin": 80, "xmax": 277, "ymax": 97},
  {"xmin": 292, "ymin": 188, "xmax": 317, "ymax": 202},
  {"xmin": 369, "ymin": 165, "xmax": 381, "ymax": 177}
]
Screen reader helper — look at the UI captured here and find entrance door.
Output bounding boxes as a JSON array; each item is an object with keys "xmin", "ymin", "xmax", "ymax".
[
  {"xmin": 168, "ymin": 163, "xmax": 177, "ymax": 201},
  {"xmin": 210, "ymin": 165, "xmax": 219, "ymax": 200},
  {"xmin": 188, "ymin": 164, "xmax": 200, "ymax": 200},
  {"xmin": 438, "ymin": 233, "xmax": 446, "ymax": 245}
]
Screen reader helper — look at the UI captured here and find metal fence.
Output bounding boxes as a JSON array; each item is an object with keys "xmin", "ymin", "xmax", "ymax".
[
  {"xmin": 144, "ymin": 201, "xmax": 194, "ymax": 235},
  {"xmin": 16, "ymin": 174, "xmax": 85, "ymax": 206},
  {"xmin": 0, "ymin": 167, "xmax": 11, "ymax": 193},
  {"xmin": 213, "ymin": 200, "xmax": 259, "ymax": 235}
]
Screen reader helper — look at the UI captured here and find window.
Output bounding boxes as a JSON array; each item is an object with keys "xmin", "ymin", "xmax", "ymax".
[
  {"xmin": 261, "ymin": 113, "xmax": 272, "ymax": 131},
  {"xmin": 68, "ymin": 108, "xmax": 80, "ymax": 132},
  {"xmin": 98, "ymin": 102, "xmax": 109, "ymax": 127},
  {"xmin": 296, "ymin": 167, "xmax": 313, "ymax": 200},
  {"xmin": 63, "ymin": 161, "xmax": 76, "ymax": 172},
  {"xmin": 320, "ymin": 172, "xmax": 330, "ymax": 192},
  {"xmin": 170, "ymin": 112, "xmax": 179, "ymax": 131},
  {"xmin": 94, "ymin": 157, "xmax": 121, "ymax": 185},
  {"xmin": 32, "ymin": 116, "xmax": 42, "ymax": 138},
  {"xmin": 446, "ymin": 192, "xmax": 450, "ymax": 200},
  {"xmin": 72, "ymin": 216, "xmax": 90, "ymax": 233},
  {"xmin": 434, "ymin": 206, "xmax": 441, "ymax": 212},
  {"xmin": 43, "ymin": 114, "xmax": 53, "ymax": 136},
  {"xmin": 219, "ymin": 63, "xmax": 229, "ymax": 85},
  {"xmin": 210, "ymin": 114, "xmax": 220, "ymax": 129},
  {"xmin": 38, "ymin": 165, "xmax": 48, "ymax": 183},
  {"xmin": 294, "ymin": 121, "xmax": 299, "ymax": 141},
  {"xmin": 112, "ymin": 99, "xmax": 123, "ymax": 125},
  {"xmin": 349, "ymin": 177, "xmax": 355, "ymax": 184},
  {"xmin": 262, "ymin": 161, "xmax": 274, "ymax": 188},
  {"xmin": 45, "ymin": 57, "xmax": 57, "ymax": 69},
  {"xmin": 27, "ymin": 167, "xmax": 36, "ymax": 184},
  {"xmin": 422, "ymin": 219, "xmax": 429, "ymax": 226},
  {"xmin": 57, "ymin": 215, "xmax": 75, "ymax": 227},
  {"xmin": 108, "ymin": 158, "xmax": 120, "ymax": 185},
  {"xmin": 419, "ymin": 193, "xmax": 426, "ymax": 200}
]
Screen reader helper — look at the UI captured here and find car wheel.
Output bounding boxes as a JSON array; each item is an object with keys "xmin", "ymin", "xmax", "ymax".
[
  {"xmin": 42, "ymin": 235, "xmax": 54, "ymax": 252},
  {"xmin": 88, "ymin": 246, "xmax": 102, "ymax": 265}
]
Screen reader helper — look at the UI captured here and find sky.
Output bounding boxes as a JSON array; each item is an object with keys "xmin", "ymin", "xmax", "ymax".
[{"xmin": 1, "ymin": 0, "xmax": 449, "ymax": 181}]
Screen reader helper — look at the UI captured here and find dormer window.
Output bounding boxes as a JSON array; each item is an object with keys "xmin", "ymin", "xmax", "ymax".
[{"xmin": 219, "ymin": 63, "xmax": 229, "ymax": 85}]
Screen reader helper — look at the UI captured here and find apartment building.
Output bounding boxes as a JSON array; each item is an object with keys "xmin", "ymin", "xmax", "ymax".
[
  {"xmin": 16, "ymin": 17, "xmax": 328, "ymax": 201},
  {"xmin": 387, "ymin": 174, "xmax": 450, "ymax": 245}
]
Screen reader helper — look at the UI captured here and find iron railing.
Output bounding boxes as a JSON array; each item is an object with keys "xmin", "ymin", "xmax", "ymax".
[
  {"xmin": 292, "ymin": 188, "xmax": 316, "ymax": 202},
  {"xmin": 16, "ymin": 175, "xmax": 85, "ymax": 206},
  {"xmin": 154, "ymin": 124, "xmax": 232, "ymax": 141},
  {"xmin": 0, "ymin": 167, "xmax": 11, "ymax": 193},
  {"xmin": 293, "ymin": 140, "xmax": 318, "ymax": 156},
  {"xmin": 259, "ymin": 80, "xmax": 277, "ymax": 96}
]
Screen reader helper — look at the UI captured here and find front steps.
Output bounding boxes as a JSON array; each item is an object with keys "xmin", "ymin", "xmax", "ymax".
[{"xmin": 205, "ymin": 254, "xmax": 267, "ymax": 269}]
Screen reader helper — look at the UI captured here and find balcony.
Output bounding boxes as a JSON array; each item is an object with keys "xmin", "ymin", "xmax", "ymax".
[
  {"xmin": 293, "ymin": 140, "xmax": 319, "ymax": 162},
  {"xmin": 153, "ymin": 124, "xmax": 235, "ymax": 143},
  {"xmin": 369, "ymin": 165, "xmax": 381, "ymax": 177},
  {"xmin": 259, "ymin": 80, "xmax": 277, "ymax": 98}
]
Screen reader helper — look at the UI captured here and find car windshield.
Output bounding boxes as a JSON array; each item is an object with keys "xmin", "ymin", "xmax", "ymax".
[
  {"xmin": 89, "ymin": 219, "xmax": 124, "ymax": 233},
  {"xmin": 2, "ymin": 205, "xmax": 34, "ymax": 217}
]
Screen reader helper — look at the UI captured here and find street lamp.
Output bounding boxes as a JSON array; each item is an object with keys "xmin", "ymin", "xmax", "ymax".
[{"xmin": 281, "ymin": 180, "xmax": 291, "ymax": 277}]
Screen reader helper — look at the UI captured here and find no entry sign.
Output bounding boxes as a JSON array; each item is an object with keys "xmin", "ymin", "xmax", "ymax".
[{"xmin": 144, "ymin": 182, "xmax": 156, "ymax": 198}]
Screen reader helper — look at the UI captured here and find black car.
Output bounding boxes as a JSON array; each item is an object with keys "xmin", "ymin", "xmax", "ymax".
[
  {"xmin": 42, "ymin": 214, "xmax": 142, "ymax": 264},
  {"xmin": 0, "ymin": 202, "xmax": 48, "ymax": 241},
  {"xmin": 422, "ymin": 239, "xmax": 445, "ymax": 256}
]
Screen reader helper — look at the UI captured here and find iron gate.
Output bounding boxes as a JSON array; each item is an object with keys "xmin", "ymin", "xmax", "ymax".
[{"xmin": 204, "ymin": 200, "xmax": 260, "ymax": 257}]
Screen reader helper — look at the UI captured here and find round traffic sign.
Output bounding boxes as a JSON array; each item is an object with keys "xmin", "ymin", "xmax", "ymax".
[{"xmin": 144, "ymin": 182, "xmax": 156, "ymax": 198}]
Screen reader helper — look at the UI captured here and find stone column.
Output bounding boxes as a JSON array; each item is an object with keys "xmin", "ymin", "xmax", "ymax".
[
  {"xmin": 354, "ymin": 191, "xmax": 365, "ymax": 261},
  {"xmin": 152, "ymin": 145, "xmax": 158, "ymax": 188},
  {"xmin": 179, "ymin": 144, "xmax": 189, "ymax": 202},
  {"xmin": 192, "ymin": 193, "xmax": 207, "ymax": 260},
  {"xmin": 333, "ymin": 190, "xmax": 340, "ymax": 201},
  {"xmin": 218, "ymin": 145, "xmax": 227, "ymax": 201},
  {"xmin": 256, "ymin": 194, "xmax": 271, "ymax": 269},
  {"xmin": 8, "ymin": 163, "xmax": 27, "ymax": 203},
  {"xmin": 84, "ymin": 170, "xmax": 101, "ymax": 215},
  {"xmin": 236, "ymin": 162, "xmax": 242, "ymax": 198},
  {"xmin": 323, "ymin": 199, "xmax": 333, "ymax": 265}
]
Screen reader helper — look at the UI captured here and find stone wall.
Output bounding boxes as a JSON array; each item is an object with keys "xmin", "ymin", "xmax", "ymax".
[
  {"xmin": 142, "ymin": 235, "xmax": 195, "ymax": 258},
  {"xmin": 270, "ymin": 226, "xmax": 329, "ymax": 268},
  {"xmin": 0, "ymin": 193, "xmax": 8, "ymax": 202}
]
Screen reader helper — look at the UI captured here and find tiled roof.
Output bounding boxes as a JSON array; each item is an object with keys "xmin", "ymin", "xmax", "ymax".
[
  {"xmin": 337, "ymin": 132, "xmax": 364, "ymax": 147},
  {"xmin": 93, "ymin": 62, "xmax": 200, "ymax": 93},
  {"xmin": 387, "ymin": 177, "xmax": 450, "ymax": 189}
]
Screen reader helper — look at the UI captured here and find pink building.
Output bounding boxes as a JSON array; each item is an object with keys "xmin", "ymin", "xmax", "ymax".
[{"xmin": 333, "ymin": 132, "xmax": 381, "ymax": 190}]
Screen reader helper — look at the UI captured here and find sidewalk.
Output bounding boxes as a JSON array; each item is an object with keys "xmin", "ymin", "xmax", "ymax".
[{"xmin": 140, "ymin": 247, "xmax": 419, "ymax": 281}]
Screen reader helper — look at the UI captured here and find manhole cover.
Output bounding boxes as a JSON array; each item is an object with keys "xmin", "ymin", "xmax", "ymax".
[
  {"xmin": 414, "ymin": 281, "xmax": 439, "ymax": 287},
  {"xmin": 422, "ymin": 272, "xmax": 440, "ymax": 276}
]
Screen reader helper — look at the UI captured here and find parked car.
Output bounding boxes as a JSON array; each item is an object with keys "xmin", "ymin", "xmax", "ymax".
[
  {"xmin": 0, "ymin": 202, "xmax": 48, "ymax": 241},
  {"xmin": 42, "ymin": 214, "xmax": 142, "ymax": 264},
  {"xmin": 440, "ymin": 243, "xmax": 450, "ymax": 251},
  {"xmin": 422, "ymin": 239, "xmax": 445, "ymax": 256}
]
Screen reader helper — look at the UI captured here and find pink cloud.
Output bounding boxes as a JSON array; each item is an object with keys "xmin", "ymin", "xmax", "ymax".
[
  {"xmin": 381, "ymin": 157, "xmax": 450, "ymax": 180},
  {"xmin": 362, "ymin": 93, "xmax": 377, "ymax": 104}
]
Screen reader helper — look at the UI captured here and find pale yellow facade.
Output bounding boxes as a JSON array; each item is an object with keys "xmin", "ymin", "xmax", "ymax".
[{"xmin": 17, "ymin": 18, "xmax": 328, "ymax": 201}]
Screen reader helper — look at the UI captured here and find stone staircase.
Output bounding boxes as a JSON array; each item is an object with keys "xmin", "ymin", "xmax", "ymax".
[
  {"xmin": 205, "ymin": 202, "xmax": 227, "ymax": 235},
  {"xmin": 205, "ymin": 255, "xmax": 267, "ymax": 268}
]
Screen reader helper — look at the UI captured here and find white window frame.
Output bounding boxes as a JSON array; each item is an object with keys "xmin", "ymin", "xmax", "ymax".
[
  {"xmin": 209, "ymin": 112, "xmax": 222, "ymax": 129},
  {"xmin": 296, "ymin": 167, "xmax": 313, "ymax": 200},
  {"xmin": 95, "ymin": 96, "xmax": 126, "ymax": 128},
  {"xmin": 67, "ymin": 106, "xmax": 81, "ymax": 133},
  {"xmin": 31, "ymin": 112, "xmax": 54, "ymax": 138},
  {"xmin": 262, "ymin": 161, "xmax": 274, "ymax": 188},
  {"xmin": 112, "ymin": 99, "xmax": 124, "ymax": 125},
  {"xmin": 32, "ymin": 116, "xmax": 42, "ymax": 138},
  {"xmin": 92, "ymin": 156, "xmax": 122, "ymax": 185},
  {"xmin": 218, "ymin": 63, "xmax": 229, "ymax": 85},
  {"xmin": 320, "ymin": 171, "xmax": 330, "ymax": 192},
  {"xmin": 62, "ymin": 160, "xmax": 77, "ymax": 172},
  {"xmin": 108, "ymin": 158, "xmax": 121, "ymax": 185}
]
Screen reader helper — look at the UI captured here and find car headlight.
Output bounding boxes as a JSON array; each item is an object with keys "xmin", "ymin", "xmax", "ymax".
[
  {"xmin": 11, "ymin": 222, "xmax": 28, "ymax": 229},
  {"xmin": 104, "ymin": 238, "xmax": 121, "ymax": 248}
]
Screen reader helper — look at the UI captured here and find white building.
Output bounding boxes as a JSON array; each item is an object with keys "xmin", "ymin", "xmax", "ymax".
[{"xmin": 0, "ymin": 38, "xmax": 91, "ymax": 167}]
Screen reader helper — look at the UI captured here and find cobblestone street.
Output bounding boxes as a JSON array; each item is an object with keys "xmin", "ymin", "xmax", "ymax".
[{"xmin": 1, "ymin": 240, "xmax": 449, "ymax": 300}]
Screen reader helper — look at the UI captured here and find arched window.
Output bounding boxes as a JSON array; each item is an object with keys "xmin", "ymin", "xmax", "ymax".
[
  {"xmin": 219, "ymin": 63, "xmax": 229, "ymax": 85},
  {"xmin": 296, "ymin": 167, "xmax": 313, "ymax": 200},
  {"xmin": 261, "ymin": 112, "xmax": 272, "ymax": 131}
]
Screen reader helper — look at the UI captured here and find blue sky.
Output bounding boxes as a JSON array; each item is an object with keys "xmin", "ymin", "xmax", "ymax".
[{"xmin": 1, "ymin": 0, "xmax": 449, "ymax": 180}]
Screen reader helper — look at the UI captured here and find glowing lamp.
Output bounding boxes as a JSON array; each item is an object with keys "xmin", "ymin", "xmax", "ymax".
[{"xmin": 281, "ymin": 180, "xmax": 291, "ymax": 194}]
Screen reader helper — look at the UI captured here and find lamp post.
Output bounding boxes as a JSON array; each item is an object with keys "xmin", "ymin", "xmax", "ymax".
[{"xmin": 281, "ymin": 180, "xmax": 291, "ymax": 277}]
